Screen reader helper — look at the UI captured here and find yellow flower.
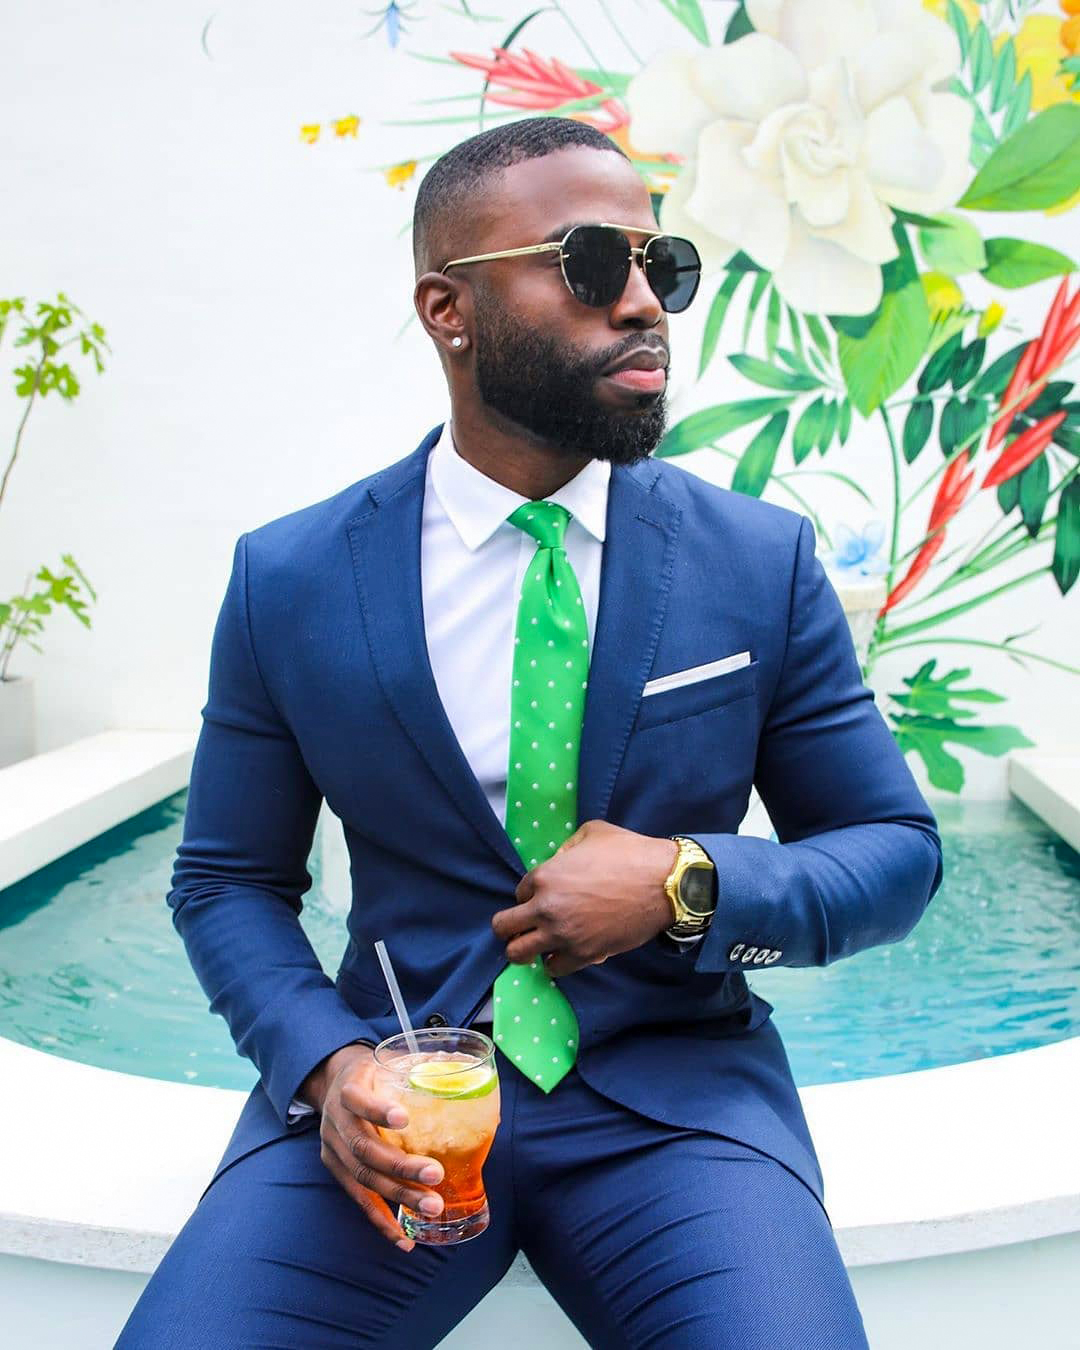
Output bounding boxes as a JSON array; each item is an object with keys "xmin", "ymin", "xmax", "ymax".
[
  {"xmin": 977, "ymin": 301, "xmax": 1005, "ymax": 337},
  {"xmin": 384, "ymin": 160, "xmax": 418, "ymax": 190},
  {"xmin": 332, "ymin": 115, "xmax": 360, "ymax": 139},
  {"xmin": 922, "ymin": 270, "xmax": 965, "ymax": 320},
  {"xmin": 1003, "ymin": 14, "xmax": 1080, "ymax": 111},
  {"xmin": 300, "ymin": 123, "xmax": 321, "ymax": 144},
  {"xmin": 921, "ymin": 0, "xmax": 978, "ymax": 24}
]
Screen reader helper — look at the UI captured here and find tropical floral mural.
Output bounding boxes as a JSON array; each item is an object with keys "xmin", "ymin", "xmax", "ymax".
[{"xmin": 283, "ymin": 0, "xmax": 1080, "ymax": 793}]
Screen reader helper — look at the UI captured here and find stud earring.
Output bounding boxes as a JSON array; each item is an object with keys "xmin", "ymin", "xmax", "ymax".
[{"xmin": 452, "ymin": 336, "xmax": 463, "ymax": 347}]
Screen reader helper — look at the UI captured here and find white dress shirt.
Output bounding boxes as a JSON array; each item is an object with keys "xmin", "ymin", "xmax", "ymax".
[{"xmin": 287, "ymin": 418, "xmax": 698, "ymax": 1120}]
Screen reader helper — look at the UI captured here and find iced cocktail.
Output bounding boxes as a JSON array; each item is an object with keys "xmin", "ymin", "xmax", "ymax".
[{"xmin": 373, "ymin": 1028, "xmax": 500, "ymax": 1245}]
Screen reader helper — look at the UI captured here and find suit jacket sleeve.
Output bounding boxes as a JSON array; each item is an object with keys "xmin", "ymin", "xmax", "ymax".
[
  {"xmin": 167, "ymin": 532, "xmax": 379, "ymax": 1126},
  {"xmin": 684, "ymin": 513, "xmax": 944, "ymax": 974}
]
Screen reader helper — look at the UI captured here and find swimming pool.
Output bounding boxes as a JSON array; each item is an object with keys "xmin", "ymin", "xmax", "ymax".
[{"xmin": 1, "ymin": 792, "xmax": 1077, "ymax": 1090}]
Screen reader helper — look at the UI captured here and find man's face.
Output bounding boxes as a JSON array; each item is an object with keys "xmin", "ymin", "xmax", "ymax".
[{"xmin": 462, "ymin": 148, "xmax": 674, "ymax": 466}]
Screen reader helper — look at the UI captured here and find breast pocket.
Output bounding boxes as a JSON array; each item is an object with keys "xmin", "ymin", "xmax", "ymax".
[{"xmin": 633, "ymin": 658, "xmax": 760, "ymax": 731}]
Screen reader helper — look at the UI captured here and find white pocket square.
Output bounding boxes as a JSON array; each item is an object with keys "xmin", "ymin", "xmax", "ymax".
[{"xmin": 642, "ymin": 650, "xmax": 751, "ymax": 697}]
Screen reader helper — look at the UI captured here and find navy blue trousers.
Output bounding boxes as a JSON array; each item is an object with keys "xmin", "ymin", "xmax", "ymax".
[{"xmin": 116, "ymin": 1043, "xmax": 869, "ymax": 1348}]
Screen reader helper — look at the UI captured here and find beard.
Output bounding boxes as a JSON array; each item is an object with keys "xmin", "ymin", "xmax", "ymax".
[{"xmin": 470, "ymin": 283, "xmax": 669, "ymax": 466}]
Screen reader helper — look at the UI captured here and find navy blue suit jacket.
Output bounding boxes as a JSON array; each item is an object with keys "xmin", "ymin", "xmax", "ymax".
[{"xmin": 172, "ymin": 421, "xmax": 943, "ymax": 1212}]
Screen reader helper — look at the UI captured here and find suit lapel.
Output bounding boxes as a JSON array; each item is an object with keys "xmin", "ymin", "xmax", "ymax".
[
  {"xmin": 578, "ymin": 455, "xmax": 682, "ymax": 825},
  {"xmin": 346, "ymin": 424, "xmax": 682, "ymax": 875}
]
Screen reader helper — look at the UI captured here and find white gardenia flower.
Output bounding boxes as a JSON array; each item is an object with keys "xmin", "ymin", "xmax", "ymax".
[{"xmin": 627, "ymin": 0, "xmax": 973, "ymax": 315}]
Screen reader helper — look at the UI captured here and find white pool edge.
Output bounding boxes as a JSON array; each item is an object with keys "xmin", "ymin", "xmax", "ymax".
[{"xmin": 2, "ymin": 1030, "xmax": 1077, "ymax": 1276}]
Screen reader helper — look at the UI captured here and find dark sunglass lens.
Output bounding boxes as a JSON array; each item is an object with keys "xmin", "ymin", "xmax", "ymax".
[
  {"xmin": 561, "ymin": 226, "xmax": 630, "ymax": 307},
  {"xmin": 644, "ymin": 235, "xmax": 702, "ymax": 312}
]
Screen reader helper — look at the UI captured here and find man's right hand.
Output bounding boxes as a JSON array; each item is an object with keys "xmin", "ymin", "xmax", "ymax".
[{"xmin": 299, "ymin": 1043, "xmax": 445, "ymax": 1253}]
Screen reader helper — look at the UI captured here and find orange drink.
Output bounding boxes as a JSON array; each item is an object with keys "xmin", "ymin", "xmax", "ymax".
[{"xmin": 373, "ymin": 1028, "xmax": 500, "ymax": 1244}]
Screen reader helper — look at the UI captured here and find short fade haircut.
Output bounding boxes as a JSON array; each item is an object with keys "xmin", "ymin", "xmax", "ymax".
[{"xmin": 412, "ymin": 115, "xmax": 630, "ymax": 280}]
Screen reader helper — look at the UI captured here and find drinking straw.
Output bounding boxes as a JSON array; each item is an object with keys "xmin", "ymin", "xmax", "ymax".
[{"xmin": 374, "ymin": 939, "xmax": 419, "ymax": 1054}]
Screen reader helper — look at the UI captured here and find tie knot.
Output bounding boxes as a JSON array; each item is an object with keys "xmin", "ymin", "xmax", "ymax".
[{"xmin": 507, "ymin": 500, "xmax": 571, "ymax": 550}]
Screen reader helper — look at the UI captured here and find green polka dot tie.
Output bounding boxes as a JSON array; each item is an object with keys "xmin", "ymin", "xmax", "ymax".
[{"xmin": 493, "ymin": 500, "xmax": 585, "ymax": 1092}]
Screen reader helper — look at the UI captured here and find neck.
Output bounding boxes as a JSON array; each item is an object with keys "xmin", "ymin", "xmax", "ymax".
[{"xmin": 447, "ymin": 408, "xmax": 592, "ymax": 501}]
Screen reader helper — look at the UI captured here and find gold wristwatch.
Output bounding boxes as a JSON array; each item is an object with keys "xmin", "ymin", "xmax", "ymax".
[{"xmin": 662, "ymin": 835, "xmax": 717, "ymax": 938}]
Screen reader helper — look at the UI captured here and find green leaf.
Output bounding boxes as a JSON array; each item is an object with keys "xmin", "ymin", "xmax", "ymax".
[
  {"xmin": 951, "ymin": 337, "xmax": 985, "ymax": 390},
  {"xmin": 918, "ymin": 332, "xmax": 964, "ymax": 394},
  {"xmin": 837, "ymin": 396, "xmax": 852, "ymax": 445},
  {"xmin": 917, "ymin": 213, "xmax": 987, "ymax": 276},
  {"xmin": 1001, "ymin": 69, "xmax": 1032, "ymax": 139},
  {"xmin": 831, "ymin": 225, "xmax": 931, "ymax": 416},
  {"xmin": 785, "ymin": 303, "xmax": 806, "ymax": 364},
  {"xmin": 655, "ymin": 397, "xmax": 794, "ymax": 458},
  {"xmin": 817, "ymin": 397, "xmax": 838, "ymax": 455},
  {"xmin": 958, "ymin": 103, "xmax": 1080, "ymax": 211},
  {"xmin": 945, "ymin": 0, "xmax": 970, "ymax": 60},
  {"xmin": 972, "ymin": 341, "xmax": 1028, "ymax": 398},
  {"xmin": 980, "ymin": 237, "xmax": 1076, "ymax": 289},
  {"xmin": 1018, "ymin": 452, "xmax": 1049, "ymax": 536},
  {"xmin": 805, "ymin": 313, "xmax": 831, "ymax": 361},
  {"xmin": 655, "ymin": 0, "xmax": 709, "ymax": 45},
  {"xmin": 1052, "ymin": 476, "xmax": 1080, "ymax": 594},
  {"xmin": 792, "ymin": 397, "xmax": 826, "ymax": 464},
  {"xmin": 724, "ymin": 2, "xmax": 752, "ymax": 43},
  {"xmin": 765, "ymin": 284, "xmax": 781, "ymax": 361},
  {"xmin": 891, "ymin": 659, "xmax": 1006, "ymax": 717},
  {"xmin": 742, "ymin": 271, "xmax": 771, "ymax": 347},
  {"xmin": 903, "ymin": 397, "xmax": 935, "ymax": 463},
  {"xmin": 970, "ymin": 22, "xmax": 994, "ymax": 95},
  {"xmin": 728, "ymin": 353, "xmax": 820, "ymax": 392},
  {"xmin": 698, "ymin": 271, "xmax": 745, "ymax": 379},
  {"xmin": 888, "ymin": 659, "xmax": 1033, "ymax": 793},
  {"xmin": 990, "ymin": 37, "xmax": 1017, "ymax": 114},
  {"xmin": 1026, "ymin": 380, "xmax": 1072, "ymax": 418},
  {"xmin": 996, "ymin": 472, "xmax": 1021, "ymax": 514},
  {"xmin": 731, "ymin": 412, "xmax": 788, "ymax": 496},
  {"xmin": 938, "ymin": 395, "xmax": 984, "ymax": 455},
  {"xmin": 893, "ymin": 714, "xmax": 1033, "ymax": 791}
]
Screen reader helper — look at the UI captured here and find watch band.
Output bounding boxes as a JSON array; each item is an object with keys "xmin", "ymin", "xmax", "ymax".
[{"xmin": 663, "ymin": 835, "xmax": 716, "ymax": 938}]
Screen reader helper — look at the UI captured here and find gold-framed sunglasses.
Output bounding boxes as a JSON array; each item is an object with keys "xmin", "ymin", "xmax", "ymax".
[{"xmin": 440, "ymin": 221, "xmax": 702, "ymax": 314}]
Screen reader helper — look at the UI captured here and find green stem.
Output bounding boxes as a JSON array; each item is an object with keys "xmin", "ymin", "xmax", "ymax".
[
  {"xmin": 0, "ymin": 353, "xmax": 45, "ymax": 516},
  {"xmin": 879, "ymin": 566, "xmax": 1047, "ymax": 644},
  {"xmin": 865, "ymin": 405, "xmax": 904, "ymax": 674},
  {"xmin": 873, "ymin": 634, "xmax": 1080, "ymax": 677}
]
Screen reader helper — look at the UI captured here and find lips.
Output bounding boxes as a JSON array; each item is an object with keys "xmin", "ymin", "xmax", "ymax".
[
  {"xmin": 601, "ymin": 345, "xmax": 668, "ymax": 393},
  {"xmin": 604, "ymin": 367, "xmax": 666, "ymax": 392}
]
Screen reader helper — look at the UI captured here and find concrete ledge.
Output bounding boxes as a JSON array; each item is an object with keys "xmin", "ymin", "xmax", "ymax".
[
  {"xmin": 2, "ymin": 1030, "xmax": 1077, "ymax": 1276},
  {"xmin": 0, "ymin": 729, "xmax": 197, "ymax": 891},
  {"xmin": 1008, "ymin": 748, "xmax": 1080, "ymax": 855}
]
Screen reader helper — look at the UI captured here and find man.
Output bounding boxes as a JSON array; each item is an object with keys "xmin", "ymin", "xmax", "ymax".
[{"xmin": 117, "ymin": 116, "xmax": 942, "ymax": 1347}]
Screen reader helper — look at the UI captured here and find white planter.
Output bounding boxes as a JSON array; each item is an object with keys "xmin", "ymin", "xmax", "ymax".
[{"xmin": 0, "ymin": 675, "xmax": 36, "ymax": 769}]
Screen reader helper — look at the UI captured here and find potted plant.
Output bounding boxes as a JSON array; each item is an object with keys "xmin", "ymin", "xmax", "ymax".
[{"xmin": 0, "ymin": 293, "xmax": 108, "ymax": 768}]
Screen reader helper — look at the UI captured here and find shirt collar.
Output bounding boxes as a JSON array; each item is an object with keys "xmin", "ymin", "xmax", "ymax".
[{"xmin": 428, "ymin": 417, "xmax": 611, "ymax": 552}]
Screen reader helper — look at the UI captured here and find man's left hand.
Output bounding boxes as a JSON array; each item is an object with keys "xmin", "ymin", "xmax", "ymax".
[{"xmin": 490, "ymin": 820, "xmax": 679, "ymax": 978}]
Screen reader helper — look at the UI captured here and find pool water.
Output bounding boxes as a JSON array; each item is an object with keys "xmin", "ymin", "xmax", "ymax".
[{"xmin": 1, "ymin": 794, "xmax": 1077, "ymax": 1090}]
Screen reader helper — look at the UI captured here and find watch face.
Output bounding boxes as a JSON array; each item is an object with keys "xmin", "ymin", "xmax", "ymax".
[{"xmin": 678, "ymin": 864, "xmax": 715, "ymax": 916}]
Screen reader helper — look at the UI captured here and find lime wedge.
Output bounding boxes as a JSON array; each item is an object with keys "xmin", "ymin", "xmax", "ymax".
[{"xmin": 407, "ymin": 1058, "xmax": 497, "ymax": 1099}]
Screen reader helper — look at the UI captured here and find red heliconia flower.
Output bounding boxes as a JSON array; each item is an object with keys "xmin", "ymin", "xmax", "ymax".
[
  {"xmin": 986, "ymin": 277, "xmax": 1080, "ymax": 450},
  {"xmin": 449, "ymin": 46, "xmax": 628, "ymax": 134},
  {"xmin": 879, "ymin": 529, "xmax": 947, "ymax": 616},
  {"xmin": 982, "ymin": 410, "xmax": 1068, "ymax": 489},
  {"xmin": 880, "ymin": 448, "xmax": 974, "ymax": 616}
]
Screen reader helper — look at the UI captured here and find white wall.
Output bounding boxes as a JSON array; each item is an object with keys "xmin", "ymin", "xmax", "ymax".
[{"xmin": 2, "ymin": 0, "xmax": 1077, "ymax": 799}]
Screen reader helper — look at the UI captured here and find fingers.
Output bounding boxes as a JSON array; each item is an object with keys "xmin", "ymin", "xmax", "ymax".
[
  {"xmin": 491, "ymin": 900, "xmax": 539, "ymax": 945},
  {"xmin": 320, "ymin": 1140, "xmax": 416, "ymax": 1248},
  {"xmin": 322, "ymin": 1119, "xmax": 445, "ymax": 1228}
]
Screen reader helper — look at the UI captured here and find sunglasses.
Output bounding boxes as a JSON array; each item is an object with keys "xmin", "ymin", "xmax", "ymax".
[{"xmin": 440, "ymin": 221, "xmax": 702, "ymax": 314}]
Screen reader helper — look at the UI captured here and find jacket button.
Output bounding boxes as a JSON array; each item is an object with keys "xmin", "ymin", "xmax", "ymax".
[{"xmin": 424, "ymin": 1013, "xmax": 448, "ymax": 1027}]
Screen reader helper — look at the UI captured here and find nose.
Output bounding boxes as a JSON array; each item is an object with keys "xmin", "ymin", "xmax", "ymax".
[{"xmin": 610, "ymin": 246, "xmax": 664, "ymax": 329}]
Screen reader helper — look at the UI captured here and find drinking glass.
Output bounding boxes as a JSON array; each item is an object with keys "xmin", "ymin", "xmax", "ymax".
[{"xmin": 373, "ymin": 1027, "xmax": 500, "ymax": 1244}]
